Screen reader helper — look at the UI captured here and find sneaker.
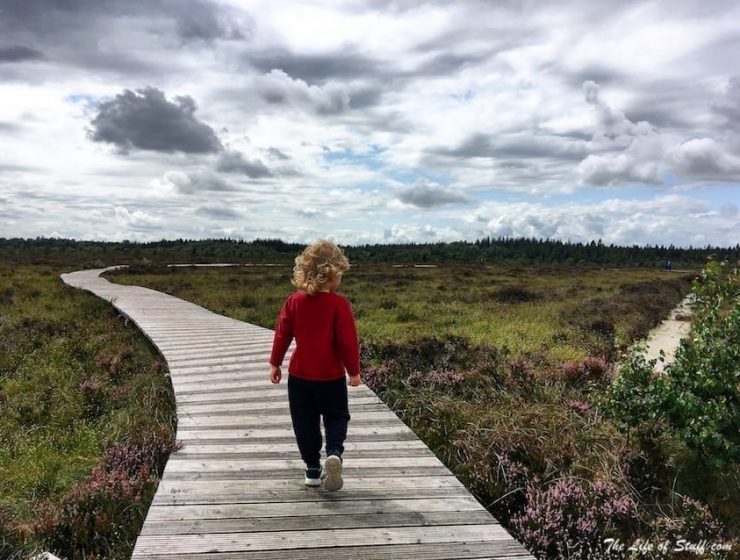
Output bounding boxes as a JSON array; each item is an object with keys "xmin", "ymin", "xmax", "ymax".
[
  {"xmin": 304, "ymin": 466, "xmax": 322, "ymax": 487},
  {"xmin": 323, "ymin": 455, "xmax": 343, "ymax": 491}
]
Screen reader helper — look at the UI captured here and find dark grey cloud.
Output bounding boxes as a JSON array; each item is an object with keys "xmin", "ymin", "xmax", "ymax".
[
  {"xmin": 171, "ymin": 0, "xmax": 253, "ymax": 43},
  {"xmin": 397, "ymin": 182, "xmax": 469, "ymax": 208},
  {"xmin": 256, "ymin": 70, "xmax": 357, "ymax": 116},
  {"xmin": 712, "ymin": 76, "xmax": 740, "ymax": 128},
  {"xmin": 622, "ymin": 79, "xmax": 710, "ymax": 130},
  {"xmin": 87, "ymin": 87, "xmax": 223, "ymax": 154},
  {"xmin": 247, "ymin": 46, "xmax": 492, "ymax": 89},
  {"xmin": 670, "ymin": 138, "xmax": 740, "ymax": 180},
  {"xmin": 561, "ymin": 64, "xmax": 628, "ymax": 89},
  {"xmin": 215, "ymin": 150, "xmax": 272, "ymax": 178},
  {"xmin": 0, "ymin": 45, "xmax": 44, "ymax": 63},
  {"xmin": 0, "ymin": 0, "xmax": 249, "ymax": 43},
  {"xmin": 266, "ymin": 147, "xmax": 290, "ymax": 160},
  {"xmin": 436, "ymin": 132, "xmax": 588, "ymax": 161},
  {"xmin": 348, "ymin": 87, "xmax": 384, "ymax": 109},
  {"xmin": 247, "ymin": 51, "xmax": 379, "ymax": 85},
  {"xmin": 0, "ymin": 122, "xmax": 22, "ymax": 134},
  {"xmin": 161, "ymin": 170, "xmax": 238, "ymax": 194},
  {"xmin": 0, "ymin": 0, "xmax": 251, "ymax": 83},
  {"xmin": 194, "ymin": 205, "xmax": 242, "ymax": 219}
]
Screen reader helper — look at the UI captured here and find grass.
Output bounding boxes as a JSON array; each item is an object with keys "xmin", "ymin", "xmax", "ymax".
[
  {"xmin": 109, "ymin": 263, "xmax": 692, "ymax": 365},
  {"xmin": 103, "ymin": 262, "xmax": 740, "ymax": 558},
  {"xmin": 6, "ymin": 260, "xmax": 733, "ymax": 558},
  {"xmin": 0, "ymin": 264, "xmax": 177, "ymax": 558}
]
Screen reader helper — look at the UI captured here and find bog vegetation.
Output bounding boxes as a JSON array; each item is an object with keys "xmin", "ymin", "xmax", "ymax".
[
  {"xmin": 1, "ymin": 246, "xmax": 737, "ymax": 559},
  {"xmin": 108, "ymin": 261, "xmax": 738, "ymax": 559},
  {"xmin": 0, "ymin": 265, "xmax": 178, "ymax": 559}
]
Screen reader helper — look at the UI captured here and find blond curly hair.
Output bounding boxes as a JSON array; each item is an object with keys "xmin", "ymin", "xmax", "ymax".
[{"xmin": 292, "ymin": 239, "xmax": 350, "ymax": 296}]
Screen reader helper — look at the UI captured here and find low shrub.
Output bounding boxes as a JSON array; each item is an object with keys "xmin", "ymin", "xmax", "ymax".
[
  {"xmin": 33, "ymin": 428, "xmax": 181, "ymax": 558},
  {"xmin": 510, "ymin": 477, "xmax": 635, "ymax": 559},
  {"xmin": 494, "ymin": 285, "xmax": 541, "ymax": 303},
  {"xmin": 560, "ymin": 357, "xmax": 611, "ymax": 386}
]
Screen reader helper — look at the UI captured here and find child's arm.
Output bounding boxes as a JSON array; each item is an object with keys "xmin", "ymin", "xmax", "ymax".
[
  {"xmin": 268, "ymin": 297, "xmax": 294, "ymax": 383},
  {"xmin": 336, "ymin": 299, "xmax": 362, "ymax": 385}
]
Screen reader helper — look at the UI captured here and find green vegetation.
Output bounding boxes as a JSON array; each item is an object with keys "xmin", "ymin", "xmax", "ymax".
[
  {"xmin": 2, "ymin": 249, "xmax": 736, "ymax": 559},
  {"xmin": 604, "ymin": 261, "xmax": 739, "ymax": 526},
  {"xmin": 110, "ymin": 264, "xmax": 691, "ymax": 363},
  {"xmin": 107, "ymin": 262, "xmax": 737, "ymax": 558},
  {"xmin": 2, "ymin": 236, "xmax": 737, "ymax": 268},
  {"xmin": 0, "ymin": 265, "xmax": 178, "ymax": 559}
]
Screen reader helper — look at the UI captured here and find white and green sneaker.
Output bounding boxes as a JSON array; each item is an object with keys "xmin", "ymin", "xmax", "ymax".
[{"xmin": 323, "ymin": 455, "xmax": 343, "ymax": 491}]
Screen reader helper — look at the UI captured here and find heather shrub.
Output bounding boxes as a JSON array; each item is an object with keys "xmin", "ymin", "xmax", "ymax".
[
  {"xmin": 649, "ymin": 496, "xmax": 727, "ymax": 544},
  {"xmin": 494, "ymin": 285, "xmax": 541, "ymax": 303},
  {"xmin": 508, "ymin": 357, "xmax": 535, "ymax": 386},
  {"xmin": 33, "ymin": 428, "xmax": 181, "ymax": 558},
  {"xmin": 362, "ymin": 336, "xmax": 508, "ymax": 404},
  {"xmin": 510, "ymin": 477, "xmax": 635, "ymax": 559},
  {"xmin": 560, "ymin": 357, "xmax": 611, "ymax": 386},
  {"xmin": 362, "ymin": 335, "xmax": 505, "ymax": 382},
  {"xmin": 79, "ymin": 377, "xmax": 106, "ymax": 421}
]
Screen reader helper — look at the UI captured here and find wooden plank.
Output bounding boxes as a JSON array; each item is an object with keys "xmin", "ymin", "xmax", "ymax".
[
  {"xmin": 132, "ymin": 525, "xmax": 515, "ymax": 554},
  {"xmin": 174, "ymin": 440, "xmax": 428, "ymax": 454},
  {"xmin": 178, "ymin": 396, "xmax": 380, "ymax": 414},
  {"xmin": 160, "ymin": 466, "xmax": 452, "ymax": 481},
  {"xmin": 145, "ymin": 497, "xmax": 486, "ymax": 521},
  {"xmin": 152, "ymin": 488, "xmax": 472, "ymax": 506},
  {"xmin": 154, "ymin": 475, "xmax": 464, "ymax": 495},
  {"xmin": 175, "ymin": 425, "xmax": 417, "ymax": 441},
  {"xmin": 131, "ymin": 541, "xmax": 531, "ymax": 560},
  {"xmin": 177, "ymin": 411, "xmax": 400, "ymax": 427},
  {"xmin": 139, "ymin": 510, "xmax": 496, "ymax": 536},
  {"xmin": 164, "ymin": 457, "xmax": 442, "ymax": 473}
]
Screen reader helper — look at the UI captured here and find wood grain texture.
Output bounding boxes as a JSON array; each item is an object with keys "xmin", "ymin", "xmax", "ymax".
[{"xmin": 60, "ymin": 267, "xmax": 534, "ymax": 559}]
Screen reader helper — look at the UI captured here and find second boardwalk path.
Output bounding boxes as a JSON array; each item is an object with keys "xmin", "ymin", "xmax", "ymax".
[{"xmin": 61, "ymin": 267, "xmax": 534, "ymax": 559}]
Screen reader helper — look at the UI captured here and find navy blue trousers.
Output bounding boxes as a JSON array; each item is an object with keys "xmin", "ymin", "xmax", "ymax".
[{"xmin": 287, "ymin": 375, "xmax": 350, "ymax": 469}]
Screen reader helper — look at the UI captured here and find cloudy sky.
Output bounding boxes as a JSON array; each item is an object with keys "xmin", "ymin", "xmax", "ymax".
[{"xmin": 1, "ymin": 0, "xmax": 739, "ymax": 247}]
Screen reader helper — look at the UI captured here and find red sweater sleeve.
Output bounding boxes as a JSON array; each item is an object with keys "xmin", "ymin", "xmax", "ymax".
[
  {"xmin": 335, "ymin": 299, "xmax": 360, "ymax": 376},
  {"xmin": 269, "ymin": 296, "xmax": 294, "ymax": 366}
]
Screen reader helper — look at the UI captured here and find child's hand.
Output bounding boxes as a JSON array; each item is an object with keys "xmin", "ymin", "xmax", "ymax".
[
  {"xmin": 348, "ymin": 374, "xmax": 362, "ymax": 387},
  {"xmin": 269, "ymin": 364, "xmax": 282, "ymax": 384}
]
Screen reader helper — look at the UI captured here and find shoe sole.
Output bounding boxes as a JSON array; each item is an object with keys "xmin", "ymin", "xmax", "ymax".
[
  {"xmin": 304, "ymin": 478, "xmax": 321, "ymax": 487},
  {"xmin": 324, "ymin": 456, "xmax": 343, "ymax": 491}
]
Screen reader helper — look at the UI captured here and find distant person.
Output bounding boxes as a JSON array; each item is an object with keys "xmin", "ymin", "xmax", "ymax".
[
  {"xmin": 667, "ymin": 260, "xmax": 672, "ymax": 271},
  {"xmin": 268, "ymin": 239, "xmax": 362, "ymax": 491}
]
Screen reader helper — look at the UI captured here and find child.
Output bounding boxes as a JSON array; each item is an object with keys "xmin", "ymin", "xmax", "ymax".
[{"xmin": 268, "ymin": 239, "xmax": 362, "ymax": 491}]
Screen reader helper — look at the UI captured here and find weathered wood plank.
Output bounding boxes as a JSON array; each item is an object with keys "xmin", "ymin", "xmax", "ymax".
[
  {"xmin": 174, "ymin": 440, "xmax": 428, "ymax": 454},
  {"xmin": 139, "ymin": 510, "xmax": 496, "ymax": 536},
  {"xmin": 175, "ymin": 425, "xmax": 417, "ymax": 441},
  {"xmin": 154, "ymin": 475, "xmax": 464, "ymax": 495},
  {"xmin": 132, "ymin": 525, "xmax": 515, "ymax": 554},
  {"xmin": 145, "ymin": 497, "xmax": 485, "ymax": 521},
  {"xmin": 152, "ymin": 487, "xmax": 472, "ymax": 506},
  {"xmin": 130, "ymin": 542, "xmax": 531, "ymax": 560}
]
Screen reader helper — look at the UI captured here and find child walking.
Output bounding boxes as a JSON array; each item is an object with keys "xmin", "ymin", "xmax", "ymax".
[{"xmin": 268, "ymin": 239, "xmax": 362, "ymax": 491}]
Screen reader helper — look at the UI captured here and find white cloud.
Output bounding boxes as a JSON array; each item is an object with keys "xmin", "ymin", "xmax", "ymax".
[
  {"xmin": 669, "ymin": 138, "xmax": 740, "ymax": 180},
  {"xmin": 0, "ymin": 0, "xmax": 739, "ymax": 247}
]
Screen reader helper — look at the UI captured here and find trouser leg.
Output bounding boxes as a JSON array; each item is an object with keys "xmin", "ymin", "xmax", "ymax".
[
  {"xmin": 319, "ymin": 377, "xmax": 350, "ymax": 458},
  {"xmin": 288, "ymin": 376, "xmax": 322, "ymax": 468}
]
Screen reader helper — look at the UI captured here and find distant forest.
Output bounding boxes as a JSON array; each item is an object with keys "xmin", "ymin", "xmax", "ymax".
[{"xmin": 2, "ymin": 237, "xmax": 738, "ymax": 268}]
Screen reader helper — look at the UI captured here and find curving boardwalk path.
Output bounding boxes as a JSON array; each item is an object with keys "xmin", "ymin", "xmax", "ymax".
[{"xmin": 61, "ymin": 267, "xmax": 533, "ymax": 559}]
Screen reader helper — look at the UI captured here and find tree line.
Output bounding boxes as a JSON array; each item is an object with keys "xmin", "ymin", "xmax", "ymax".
[{"xmin": 1, "ymin": 236, "xmax": 737, "ymax": 268}]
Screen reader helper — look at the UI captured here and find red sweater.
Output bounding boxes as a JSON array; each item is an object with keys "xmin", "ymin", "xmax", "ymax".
[{"xmin": 269, "ymin": 290, "xmax": 360, "ymax": 381}]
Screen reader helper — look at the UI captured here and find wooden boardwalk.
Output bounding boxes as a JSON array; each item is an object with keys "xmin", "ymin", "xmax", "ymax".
[{"xmin": 61, "ymin": 267, "xmax": 534, "ymax": 559}]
